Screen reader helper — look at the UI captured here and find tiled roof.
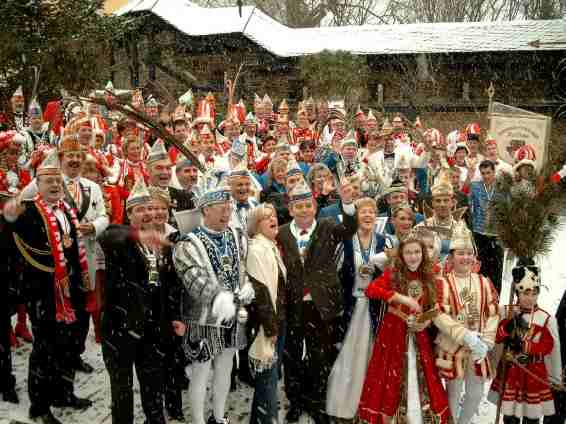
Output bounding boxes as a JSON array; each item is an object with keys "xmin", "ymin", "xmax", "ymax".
[{"xmin": 116, "ymin": 0, "xmax": 566, "ymax": 57}]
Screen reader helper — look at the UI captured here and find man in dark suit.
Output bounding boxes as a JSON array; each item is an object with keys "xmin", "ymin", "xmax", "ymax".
[
  {"xmin": 277, "ymin": 179, "xmax": 357, "ymax": 424},
  {"xmin": 3, "ymin": 151, "xmax": 92, "ymax": 424},
  {"xmin": 98, "ymin": 178, "xmax": 185, "ymax": 424}
]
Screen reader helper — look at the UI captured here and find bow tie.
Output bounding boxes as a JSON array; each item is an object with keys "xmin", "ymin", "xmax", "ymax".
[
  {"xmin": 300, "ymin": 230, "xmax": 309, "ymax": 236},
  {"xmin": 237, "ymin": 203, "xmax": 250, "ymax": 210},
  {"xmin": 384, "ymin": 153, "xmax": 395, "ymax": 159}
]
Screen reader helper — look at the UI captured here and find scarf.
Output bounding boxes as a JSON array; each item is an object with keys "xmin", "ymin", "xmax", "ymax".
[
  {"xmin": 35, "ymin": 194, "xmax": 90, "ymax": 323},
  {"xmin": 247, "ymin": 234, "xmax": 286, "ymax": 369}
]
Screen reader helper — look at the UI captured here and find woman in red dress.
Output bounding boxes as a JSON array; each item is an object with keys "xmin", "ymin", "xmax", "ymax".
[{"xmin": 358, "ymin": 234, "xmax": 451, "ymax": 424}]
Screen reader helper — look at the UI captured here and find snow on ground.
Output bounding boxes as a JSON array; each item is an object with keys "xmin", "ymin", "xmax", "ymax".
[{"xmin": 2, "ymin": 221, "xmax": 565, "ymax": 424}]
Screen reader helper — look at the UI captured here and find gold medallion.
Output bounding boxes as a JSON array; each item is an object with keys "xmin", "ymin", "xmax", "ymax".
[
  {"xmin": 62, "ymin": 234, "xmax": 73, "ymax": 249},
  {"xmin": 407, "ymin": 280, "xmax": 423, "ymax": 299}
]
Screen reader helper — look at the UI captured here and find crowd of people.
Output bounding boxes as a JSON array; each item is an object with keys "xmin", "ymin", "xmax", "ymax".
[{"xmin": 0, "ymin": 84, "xmax": 565, "ymax": 424}]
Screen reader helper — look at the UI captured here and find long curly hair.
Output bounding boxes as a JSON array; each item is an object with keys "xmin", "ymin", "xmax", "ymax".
[{"xmin": 392, "ymin": 236, "xmax": 437, "ymax": 311}]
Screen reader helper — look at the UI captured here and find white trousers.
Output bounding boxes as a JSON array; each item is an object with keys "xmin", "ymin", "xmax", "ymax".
[
  {"xmin": 446, "ymin": 365, "xmax": 486, "ymax": 424},
  {"xmin": 188, "ymin": 347, "xmax": 237, "ymax": 424}
]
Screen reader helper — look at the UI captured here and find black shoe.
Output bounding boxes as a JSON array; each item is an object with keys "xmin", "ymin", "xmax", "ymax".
[
  {"xmin": 29, "ymin": 410, "xmax": 63, "ymax": 424},
  {"xmin": 312, "ymin": 413, "xmax": 330, "ymax": 424},
  {"xmin": 207, "ymin": 415, "xmax": 230, "ymax": 424},
  {"xmin": 286, "ymin": 405, "xmax": 302, "ymax": 423},
  {"xmin": 52, "ymin": 394, "xmax": 92, "ymax": 410},
  {"xmin": 167, "ymin": 407, "xmax": 185, "ymax": 422},
  {"xmin": 2, "ymin": 387, "xmax": 19, "ymax": 403},
  {"xmin": 74, "ymin": 358, "xmax": 94, "ymax": 374}
]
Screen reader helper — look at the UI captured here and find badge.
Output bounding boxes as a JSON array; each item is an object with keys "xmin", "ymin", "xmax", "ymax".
[
  {"xmin": 62, "ymin": 234, "xmax": 73, "ymax": 248},
  {"xmin": 407, "ymin": 280, "xmax": 423, "ymax": 299},
  {"xmin": 221, "ymin": 255, "xmax": 232, "ymax": 273},
  {"xmin": 358, "ymin": 264, "xmax": 373, "ymax": 278}
]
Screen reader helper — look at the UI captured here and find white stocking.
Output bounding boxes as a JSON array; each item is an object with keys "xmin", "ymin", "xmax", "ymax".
[
  {"xmin": 212, "ymin": 348, "xmax": 237, "ymax": 422},
  {"xmin": 189, "ymin": 359, "xmax": 213, "ymax": 424},
  {"xmin": 458, "ymin": 368, "xmax": 485, "ymax": 424}
]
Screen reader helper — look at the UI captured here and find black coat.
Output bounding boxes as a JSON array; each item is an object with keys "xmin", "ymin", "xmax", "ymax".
[
  {"xmin": 6, "ymin": 201, "xmax": 86, "ymax": 317},
  {"xmin": 277, "ymin": 207, "xmax": 357, "ymax": 328},
  {"xmin": 98, "ymin": 225, "xmax": 182, "ymax": 344}
]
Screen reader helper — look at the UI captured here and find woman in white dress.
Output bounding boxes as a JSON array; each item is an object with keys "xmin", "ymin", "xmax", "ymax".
[{"xmin": 326, "ymin": 197, "xmax": 389, "ymax": 419}]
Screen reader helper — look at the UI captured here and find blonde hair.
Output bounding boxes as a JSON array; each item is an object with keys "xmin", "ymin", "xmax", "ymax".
[
  {"xmin": 355, "ymin": 197, "xmax": 377, "ymax": 212},
  {"xmin": 247, "ymin": 203, "xmax": 276, "ymax": 238}
]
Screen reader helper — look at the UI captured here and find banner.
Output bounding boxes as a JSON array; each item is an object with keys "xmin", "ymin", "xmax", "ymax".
[{"xmin": 489, "ymin": 102, "xmax": 552, "ymax": 172}]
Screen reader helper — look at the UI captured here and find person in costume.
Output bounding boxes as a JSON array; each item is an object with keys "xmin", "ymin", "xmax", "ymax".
[
  {"xmin": 59, "ymin": 135, "xmax": 108, "ymax": 372},
  {"xmin": 469, "ymin": 159, "xmax": 505, "ymax": 293},
  {"xmin": 358, "ymin": 233, "xmax": 451, "ymax": 424},
  {"xmin": 277, "ymin": 179, "xmax": 357, "ymax": 424},
  {"xmin": 240, "ymin": 112, "xmax": 260, "ymax": 168},
  {"xmin": 10, "ymin": 86, "xmax": 27, "ymax": 131},
  {"xmin": 146, "ymin": 139, "xmax": 193, "ymax": 228},
  {"xmin": 489, "ymin": 263, "xmax": 562, "ymax": 424},
  {"xmin": 326, "ymin": 196, "xmax": 388, "ymax": 420},
  {"xmin": 173, "ymin": 153, "xmax": 199, "ymax": 206},
  {"xmin": 0, "ymin": 130, "xmax": 31, "ymax": 404},
  {"xmin": 147, "ymin": 186, "xmax": 188, "ymax": 422},
  {"xmin": 434, "ymin": 225, "xmax": 500, "ymax": 424},
  {"xmin": 246, "ymin": 203, "xmax": 287, "ymax": 424},
  {"xmin": 470, "ymin": 136, "xmax": 513, "ymax": 181},
  {"xmin": 3, "ymin": 150, "xmax": 93, "ymax": 424},
  {"xmin": 173, "ymin": 183, "xmax": 255, "ymax": 424},
  {"xmin": 21, "ymin": 99, "xmax": 55, "ymax": 169},
  {"xmin": 545, "ymin": 289, "xmax": 566, "ymax": 424},
  {"xmin": 228, "ymin": 165, "xmax": 258, "ymax": 232},
  {"xmin": 417, "ymin": 171, "xmax": 469, "ymax": 263},
  {"xmin": 99, "ymin": 178, "xmax": 184, "ymax": 424},
  {"xmin": 336, "ymin": 132, "xmax": 363, "ymax": 181}
]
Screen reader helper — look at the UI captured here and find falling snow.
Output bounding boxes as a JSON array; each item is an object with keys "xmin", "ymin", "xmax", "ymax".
[{"xmin": 1, "ymin": 222, "xmax": 565, "ymax": 424}]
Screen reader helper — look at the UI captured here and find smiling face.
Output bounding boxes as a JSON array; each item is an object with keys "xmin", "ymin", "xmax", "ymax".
[
  {"xmin": 149, "ymin": 160, "xmax": 172, "ymax": 188},
  {"xmin": 402, "ymin": 241, "xmax": 423, "ymax": 272},
  {"xmin": 230, "ymin": 176, "xmax": 252, "ymax": 203},
  {"xmin": 289, "ymin": 197, "xmax": 316, "ymax": 229},
  {"xmin": 151, "ymin": 198, "xmax": 169, "ymax": 227},
  {"xmin": 392, "ymin": 209, "xmax": 413, "ymax": 236},
  {"xmin": 357, "ymin": 205, "xmax": 377, "ymax": 232},
  {"xmin": 176, "ymin": 165, "xmax": 198, "ymax": 190},
  {"xmin": 451, "ymin": 248, "xmax": 475, "ymax": 275},
  {"xmin": 61, "ymin": 151, "xmax": 84, "ymax": 179},
  {"xmin": 128, "ymin": 203, "xmax": 154, "ymax": 230},
  {"xmin": 125, "ymin": 140, "xmax": 142, "ymax": 162},
  {"xmin": 78, "ymin": 126, "xmax": 93, "ymax": 147}
]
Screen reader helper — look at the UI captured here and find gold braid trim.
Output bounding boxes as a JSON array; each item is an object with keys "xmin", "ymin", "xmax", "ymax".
[{"xmin": 13, "ymin": 233, "xmax": 54, "ymax": 273}]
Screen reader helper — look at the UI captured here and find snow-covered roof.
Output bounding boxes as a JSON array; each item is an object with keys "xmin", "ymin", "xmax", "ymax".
[{"xmin": 116, "ymin": 0, "xmax": 566, "ymax": 58}]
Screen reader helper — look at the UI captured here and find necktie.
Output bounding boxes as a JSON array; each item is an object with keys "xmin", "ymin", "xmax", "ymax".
[
  {"xmin": 68, "ymin": 181, "xmax": 80, "ymax": 205},
  {"xmin": 384, "ymin": 153, "xmax": 395, "ymax": 159}
]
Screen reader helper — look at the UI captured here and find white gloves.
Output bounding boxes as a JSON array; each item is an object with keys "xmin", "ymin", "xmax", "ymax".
[
  {"xmin": 19, "ymin": 179, "xmax": 38, "ymax": 201},
  {"xmin": 237, "ymin": 282, "xmax": 255, "ymax": 305},
  {"xmin": 212, "ymin": 291, "xmax": 236, "ymax": 325},
  {"xmin": 463, "ymin": 330, "xmax": 489, "ymax": 363}
]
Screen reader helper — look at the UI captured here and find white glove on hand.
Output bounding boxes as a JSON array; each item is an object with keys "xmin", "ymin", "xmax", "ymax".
[
  {"xmin": 19, "ymin": 179, "xmax": 38, "ymax": 201},
  {"xmin": 237, "ymin": 282, "xmax": 255, "ymax": 305},
  {"xmin": 212, "ymin": 291, "xmax": 236, "ymax": 325},
  {"xmin": 471, "ymin": 340, "xmax": 489, "ymax": 363},
  {"xmin": 463, "ymin": 330, "xmax": 481, "ymax": 349}
]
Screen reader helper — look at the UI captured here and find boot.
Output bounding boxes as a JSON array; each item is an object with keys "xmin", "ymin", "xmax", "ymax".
[
  {"xmin": 15, "ymin": 304, "xmax": 33, "ymax": 343},
  {"xmin": 9, "ymin": 327, "xmax": 20, "ymax": 348},
  {"xmin": 2, "ymin": 387, "xmax": 19, "ymax": 404},
  {"xmin": 29, "ymin": 409, "xmax": 63, "ymax": 424}
]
